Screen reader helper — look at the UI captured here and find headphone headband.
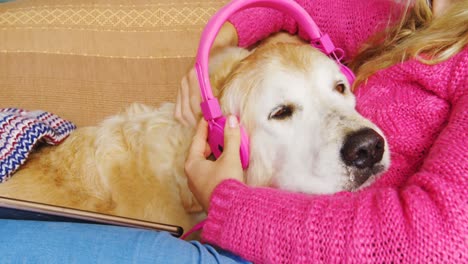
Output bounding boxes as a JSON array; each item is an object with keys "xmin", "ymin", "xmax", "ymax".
[{"xmin": 195, "ymin": 0, "xmax": 354, "ymax": 120}]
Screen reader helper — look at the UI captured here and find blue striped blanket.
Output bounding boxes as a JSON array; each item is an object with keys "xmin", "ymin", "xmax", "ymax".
[{"xmin": 0, "ymin": 108, "xmax": 76, "ymax": 183}]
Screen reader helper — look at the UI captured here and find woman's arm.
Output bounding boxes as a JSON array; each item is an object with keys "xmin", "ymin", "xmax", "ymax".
[{"xmin": 229, "ymin": 0, "xmax": 402, "ymax": 60}]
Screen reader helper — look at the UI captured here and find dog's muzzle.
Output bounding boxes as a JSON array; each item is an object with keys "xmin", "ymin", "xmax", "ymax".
[{"xmin": 340, "ymin": 128, "xmax": 385, "ymax": 185}]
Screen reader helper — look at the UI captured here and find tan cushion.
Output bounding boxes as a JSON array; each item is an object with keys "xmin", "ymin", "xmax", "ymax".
[{"xmin": 0, "ymin": 0, "xmax": 227, "ymax": 126}]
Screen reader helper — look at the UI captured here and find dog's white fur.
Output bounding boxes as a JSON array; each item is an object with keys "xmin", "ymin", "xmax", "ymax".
[{"xmin": 0, "ymin": 37, "xmax": 390, "ymax": 234}]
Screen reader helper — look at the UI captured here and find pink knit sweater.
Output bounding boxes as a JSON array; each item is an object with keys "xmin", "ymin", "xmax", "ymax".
[{"xmin": 201, "ymin": 0, "xmax": 468, "ymax": 263}]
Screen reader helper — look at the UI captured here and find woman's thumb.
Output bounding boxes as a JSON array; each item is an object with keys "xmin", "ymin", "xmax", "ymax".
[{"xmin": 223, "ymin": 115, "xmax": 241, "ymax": 158}]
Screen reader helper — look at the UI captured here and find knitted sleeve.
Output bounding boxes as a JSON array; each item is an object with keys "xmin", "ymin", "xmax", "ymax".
[
  {"xmin": 201, "ymin": 55, "xmax": 468, "ymax": 262},
  {"xmin": 228, "ymin": 0, "xmax": 402, "ymax": 60}
]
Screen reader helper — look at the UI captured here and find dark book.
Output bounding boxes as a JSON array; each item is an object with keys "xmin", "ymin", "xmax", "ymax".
[{"xmin": 0, "ymin": 196, "xmax": 183, "ymax": 237}]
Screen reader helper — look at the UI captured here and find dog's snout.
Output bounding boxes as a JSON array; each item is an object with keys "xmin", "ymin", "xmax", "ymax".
[{"xmin": 341, "ymin": 128, "xmax": 385, "ymax": 170}]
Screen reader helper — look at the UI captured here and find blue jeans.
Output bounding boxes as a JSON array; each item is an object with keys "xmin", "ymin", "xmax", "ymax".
[{"xmin": 0, "ymin": 220, "xmax": 250, "ymax": 264}]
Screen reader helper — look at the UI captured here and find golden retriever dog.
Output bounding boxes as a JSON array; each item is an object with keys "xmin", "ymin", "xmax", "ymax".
[{"xmin": 0, "ymin": 35, "xmax": 390, "ymax": 234}]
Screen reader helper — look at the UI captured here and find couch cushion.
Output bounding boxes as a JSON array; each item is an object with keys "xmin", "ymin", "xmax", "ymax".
[{"xmin": 0, "ymin": 0, "xmax": 227, "ymax": 126}]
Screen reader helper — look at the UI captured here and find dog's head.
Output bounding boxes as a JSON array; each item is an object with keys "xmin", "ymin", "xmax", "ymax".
[{"xmin": 212, "ymin": 43, "xmax": 390, "ymax": 194}]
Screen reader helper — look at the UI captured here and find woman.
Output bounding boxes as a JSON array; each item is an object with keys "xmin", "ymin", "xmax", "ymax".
[{"xmin": 179, "ymin": 0, "xmax": 467, "ymax": 263}]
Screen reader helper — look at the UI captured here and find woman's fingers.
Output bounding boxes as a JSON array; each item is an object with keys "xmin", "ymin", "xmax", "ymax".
[{"xmin": 222, "ymin": 116, "xmax": 241, "ymax": 161}]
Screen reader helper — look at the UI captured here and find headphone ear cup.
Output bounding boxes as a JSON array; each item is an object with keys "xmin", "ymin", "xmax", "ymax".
[
  {"xmin": 207, "ymin": 117, "xmax": 250, "ymax": 169},
  {"xmin": 207, "ymin": 118, "xmax": 226, "ymax": 159}
]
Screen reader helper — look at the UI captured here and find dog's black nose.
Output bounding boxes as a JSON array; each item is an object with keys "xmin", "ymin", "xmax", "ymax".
[{"xmin": 341, "ymin": 128, "xmax": 385, "ymax": 169}]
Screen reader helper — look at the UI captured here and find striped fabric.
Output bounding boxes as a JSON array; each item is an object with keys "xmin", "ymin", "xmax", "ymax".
[{"xmin": 0, "ymin": 108, "xmax": 76, "ymax": 183}]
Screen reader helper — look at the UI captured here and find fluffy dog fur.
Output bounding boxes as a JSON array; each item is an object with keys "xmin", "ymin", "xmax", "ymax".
[{"xmin": 0, "ymin": 36, "xmax": 390, "ymax": 234}]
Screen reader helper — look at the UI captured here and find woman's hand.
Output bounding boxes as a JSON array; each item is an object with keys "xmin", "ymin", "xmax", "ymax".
[
  {"xmin": 176, "ymin": 68, "xmax": 200, "ymax": 127},
  {"xmin": 185, "ymin": 116, "xmax": 245, "ymax": 211},
  {"xmin": 175, "ymin": 22, "xmax": 239, "ymax": 127}
]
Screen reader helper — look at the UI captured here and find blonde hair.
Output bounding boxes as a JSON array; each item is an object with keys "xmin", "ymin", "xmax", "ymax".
[{"xmin": 350, "ymin": 0, "xmax": 468, "ymax": 87}]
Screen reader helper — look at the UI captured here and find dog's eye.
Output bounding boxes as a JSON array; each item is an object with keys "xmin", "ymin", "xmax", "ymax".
[
  {"xmin": 335, "ymin": 82, "xmax": 346, "ymax": 94},
  {"xmin": 269, "ymin": 104, "xmax": 294, "ymax": 120}
]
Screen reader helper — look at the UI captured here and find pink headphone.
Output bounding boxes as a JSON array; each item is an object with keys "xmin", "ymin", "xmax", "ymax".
[{"xmin": 195, "ymin": 0, "xmax": 355, "ymax": 169}]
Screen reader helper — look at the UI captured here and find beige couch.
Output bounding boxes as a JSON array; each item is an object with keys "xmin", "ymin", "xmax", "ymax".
[{"xmin": 0, "ymin": 0, "xmax": 228, "ymax": 127}]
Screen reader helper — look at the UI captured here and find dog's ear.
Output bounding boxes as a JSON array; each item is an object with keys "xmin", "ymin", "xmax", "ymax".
[{"xmin": 209, "ymin": 47, "xmax": 251, "ymax": 97}]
